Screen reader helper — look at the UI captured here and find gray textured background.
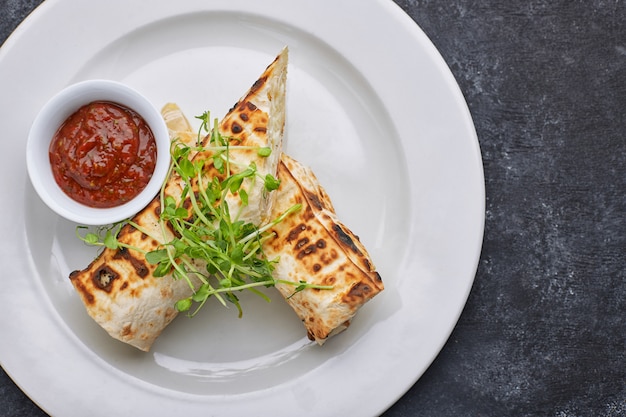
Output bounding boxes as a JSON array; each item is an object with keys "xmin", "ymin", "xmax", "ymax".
[{"xmin": 1, "ymin": 0, "xmax": 625, "ymax": 416}]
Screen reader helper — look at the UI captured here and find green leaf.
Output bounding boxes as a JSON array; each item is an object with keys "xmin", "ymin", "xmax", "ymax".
[
  {"xmin": 153, "ymin": 261, "xmax": 172, "ymax": 277},
  {"xmin": 172, "ymin": 239, "xmax": 188, "ymax": 256},
  {"xmin": 229, "ymin": 176, "xmax": 244, "ymax": 193},
  {"xmin": 218, "ymin": 259, "xmax": 231, "ymax": 273},
  {"xmin": 192, "ymin": 284, "xmax": 210, "ymax": 302},
  {"xmin": 231, "ymin": 246, "xmax": 244, "ymax": 264},
  {"xmin": 239, "ymin": 188, "xmax": 249, "ymax": 206},
  {"xmin": 257, "ymin": 147, "xmax": 272, "ymax": 157},
  {"xmin": 178, "ymin": 158, "xmax": 195, "ymax": 179},
  {"xmin": 231, "ymin": 220, "xmax": 244, "ymax": 237},
  {"xmin": 172, "ymin": 145, "xmax": 190, "ymax": 161},
  {"xmin": 206, "ymin": 263, "xmax": 218, "ymax": 275},
  {"xmin": 172, "ymin": 207, "xmax": 187, "ymax": 218},
  {"xmin": 264, "ymin": 174, "xmax": 280, "ymax": 191},
  {"xmin": 214, "ymin": 155, "xmax": 224, "ymax": 173},
  {"xmin": 175, "ymin": 298, "xmax": 192, "ymax": 312},
  {"xmin": 215, "ymin": 239, "xmax": 228, "ymax": 252},
  {"xmin": 83, "ymin": 232, "xmax": 100, "ymax": 245},
  {"xmin": 103, "ymin": 230, "xmax": 118, "ymax": 250},
  {"xmin": 146, "ymin": 249, "xmax": 169, "ymax": 265}
]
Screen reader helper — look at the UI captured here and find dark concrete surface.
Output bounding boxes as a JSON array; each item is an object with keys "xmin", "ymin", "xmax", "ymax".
[{"xmin": 1, "ymin": 0, "xmax": 624, "ymax": 416}]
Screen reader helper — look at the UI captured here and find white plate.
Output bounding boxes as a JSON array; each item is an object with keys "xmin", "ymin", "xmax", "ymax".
[{"xmin": 0, "ymin": 1, "xmax": 484, "ymax": 416}]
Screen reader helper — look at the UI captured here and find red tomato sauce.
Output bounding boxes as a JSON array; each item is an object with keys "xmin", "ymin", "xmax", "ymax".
[{"xmin": 49, "ymin": 101, "xmax": 157, "ymax": 208}]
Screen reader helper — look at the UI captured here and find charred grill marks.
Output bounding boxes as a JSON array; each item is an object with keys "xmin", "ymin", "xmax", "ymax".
[
  {"xmin": 114, "ymin": 247, "xmax": 149, "ymax": 278},
  {"xmin": 231, "ymin": 121, "xmax": 243, "ymax": 134},
  {"xmin": 287, "ymin": 223, "xmax": 307, "ymax": 242},
  {"xmin": 332, "ymin": 223, "xmax": 361, "ymax": 255},
  {"xmin": 93, "ymin": 266, "xmax": 118, "ymax": 292},
  {"xmin": 250, "ymin": 76, "xmax": 267, "ymax": 93}
]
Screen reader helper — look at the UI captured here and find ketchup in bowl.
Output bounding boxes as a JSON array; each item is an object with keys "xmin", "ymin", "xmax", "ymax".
[{"xmin": 49, "ymin": 101, "xmax": 158, "ymax": 208}]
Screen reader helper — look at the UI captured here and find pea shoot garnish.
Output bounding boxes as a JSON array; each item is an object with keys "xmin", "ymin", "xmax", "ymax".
[{"xmin": 77, "ymin": 111, "xmax": 332, "ymax": 318}]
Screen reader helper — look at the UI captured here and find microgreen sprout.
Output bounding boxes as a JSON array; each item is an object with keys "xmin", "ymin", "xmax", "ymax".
[
  {"xmin": 76, "ymin": 112, "xmax": 332, "ymax": 317},
  {"xmin": 76, "ymin": 223, "xmax": 145, "ymax": 254},
  {"xmin": 152, "ymin": 112, "xmax": 332, "ymax": 316}
]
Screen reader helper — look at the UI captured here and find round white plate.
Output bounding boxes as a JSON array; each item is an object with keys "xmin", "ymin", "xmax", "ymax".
[{"xmin": 0, "ymin": 1, "xmax": 484, "ymax": 416}]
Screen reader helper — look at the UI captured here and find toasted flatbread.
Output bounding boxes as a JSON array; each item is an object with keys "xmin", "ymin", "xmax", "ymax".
[
  {"xmin": 264, "ymin": 154, "xmax": 384, "ymax": 344},
  {"xmin": 69, "ymin": 48, "xmax": 288, "ymax": 351}
]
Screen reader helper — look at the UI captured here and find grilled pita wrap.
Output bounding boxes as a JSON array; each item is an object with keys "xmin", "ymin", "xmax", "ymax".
[
  {"xmin": 264, "ymin": 154, "xmax": 384, "ymax": 344},
  {"xmin": 69, "ymin": 48, "xmax": 288, "ymax": 351}
]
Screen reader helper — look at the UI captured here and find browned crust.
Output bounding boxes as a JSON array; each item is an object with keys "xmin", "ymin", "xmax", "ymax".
[{"xmin": 264, "ymin": 154, "xmax": 384, "ymax": 344}]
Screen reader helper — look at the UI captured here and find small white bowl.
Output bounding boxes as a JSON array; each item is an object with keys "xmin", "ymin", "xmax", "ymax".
[{"xmin": 26, "ymin": 80, "xmax": 170, "ymax": 225}]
